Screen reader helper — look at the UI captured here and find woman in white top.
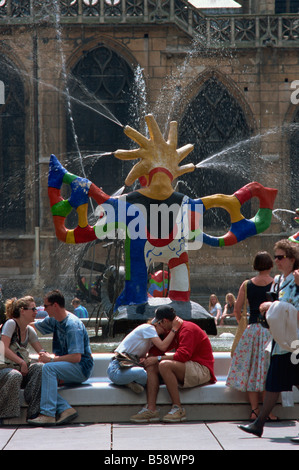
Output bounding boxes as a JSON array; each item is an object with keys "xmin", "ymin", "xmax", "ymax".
[
  {"xmin": 107, "ymin": 315, "xmax": 182, "ymax": 393},
  {"xmin": 208, "ymin": 294, "xmax": 222, "ymax": 325},
  {"xmin": 0, "ymin": 296, "xmax": 44, "ymax": 421}
]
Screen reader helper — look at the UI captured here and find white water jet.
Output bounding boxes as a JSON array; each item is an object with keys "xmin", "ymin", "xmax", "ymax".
[
  {"xmin": 67, "ymin": 72, "xmax": 124, "ymax": 128},
  {"xmin": 273, "ymin": 209, "xmax": 296, "ymax": 216},
  {"xmin": 194, "ymin": 123, "xmax": 299, "ymax": 184},
  {"xmin": 130, "ymin": 65, "xmax": 148, "ymax": 133},
  {"xmin": 272, "ymin": 208, "xmax": 297, "ymax": 232}
]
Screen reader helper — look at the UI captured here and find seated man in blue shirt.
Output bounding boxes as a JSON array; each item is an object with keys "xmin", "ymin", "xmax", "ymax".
[
  {"xmin": 71, "ymin": 297, "xmax": 89, "ymax": 319},
  {"xmin": 28, "ymin": 289, "xmax": 94, "ymax": 426}
]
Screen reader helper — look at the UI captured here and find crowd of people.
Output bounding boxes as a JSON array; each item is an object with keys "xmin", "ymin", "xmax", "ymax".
[{"xmin": 0, "ymin": 238, "xmax": 299, "ymax": 441}]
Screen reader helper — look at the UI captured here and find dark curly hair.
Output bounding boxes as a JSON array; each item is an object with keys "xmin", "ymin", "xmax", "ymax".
[{"xmin": 274, "ymin": 239, "xmax": 299, "ymax": 270}]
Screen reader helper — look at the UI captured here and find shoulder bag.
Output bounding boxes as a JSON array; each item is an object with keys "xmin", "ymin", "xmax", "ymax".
[
  {"xmin": 231, "ymin": 280, "xmax": 248, "ymax": 358},
  {"xmin": 114, "ymin": 352, "xmax": 142, "ymax": 368},
  {"xmin": 0, "ymin": 320, "xmax": 31, "ymax": 371}
]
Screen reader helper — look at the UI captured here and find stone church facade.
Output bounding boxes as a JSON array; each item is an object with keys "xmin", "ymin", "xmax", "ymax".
[{"xmin": 0, "ymin": 0, "xmax": 298, "ymax": 305}]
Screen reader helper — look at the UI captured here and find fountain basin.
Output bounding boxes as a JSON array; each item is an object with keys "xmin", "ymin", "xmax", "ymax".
[{"xmin": 112, "ymin": 298, "xmax": 217, "ymax": 335}]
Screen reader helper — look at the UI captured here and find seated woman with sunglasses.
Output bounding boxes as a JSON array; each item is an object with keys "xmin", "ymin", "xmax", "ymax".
[
  {"xmin": 0, "ymin": 296, "xmax": 44, "ymax": 422},
  {"xmin": 239, "ymin": 239, "xmax": 299, "ymax": 438}
]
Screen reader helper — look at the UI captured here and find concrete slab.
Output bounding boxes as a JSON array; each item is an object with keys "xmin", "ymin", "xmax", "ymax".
[
  {"xmin": 207, "ymin": 421, "xmax": 299, "ymax": 450},
  {"xmin": 3, "ymin": 424, "xmax": 111, "ymax": 450},
  {"xmin": 0, "ymin": 426, "xmax": 17, "ymax": 450},
  {"xmin": 1, "ymin": 421, "xmax": 299, "ymax": 450},
  {"xmin": 112, "ymin": 422, "xmax": 222, "ymax": 450}
]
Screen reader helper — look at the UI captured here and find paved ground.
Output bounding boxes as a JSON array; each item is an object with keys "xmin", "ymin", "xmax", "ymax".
[{"xmin": 1, "ymin": 420, "xmax": 299, "ymax": 451}]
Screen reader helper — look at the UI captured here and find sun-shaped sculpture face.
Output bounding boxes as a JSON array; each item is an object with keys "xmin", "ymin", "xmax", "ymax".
[{"xmin": 114, "ymin": 114, "xmax": 195, "ymax": 191}]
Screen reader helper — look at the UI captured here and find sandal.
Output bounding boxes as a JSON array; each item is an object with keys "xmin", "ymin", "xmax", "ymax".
[
  {"xmin": 267, "ymin": 416, "xmax": 280, "ymax": 422},
  {"xmin": 250, "ymin": 408, "xmax": 259, "ymax": 420}
]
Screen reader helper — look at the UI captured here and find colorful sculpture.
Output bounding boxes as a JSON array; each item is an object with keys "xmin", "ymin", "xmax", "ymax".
[
  {"xmin": 48, "ymin": 114, "xmax": 277, "ymax": 309},
  {"xmin": 148, "ymin": 270, "xmax": 169, "ymax": 298},
  {"xmin": 289, "ymin": 208, "xmax": 299, "ymax": 243}
]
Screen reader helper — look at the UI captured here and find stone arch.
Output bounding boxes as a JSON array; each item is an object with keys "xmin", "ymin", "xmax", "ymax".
[
  {"xmin": 177, "ymin": 68, "xmax": 257, "ymax": 136},
  {"xmin": 65, "ymin": 39, "xmax": 140, "ymax": 196},
  {"xmin": 0, "ymin": 55, "xmax": 26, "ymax": 231},
  {"xmin": 66, "ymin": 36, "xmax": 139, "ymax": 73},
  {"xmin": 177, "ymin": 70, "xmax": 254, "ymax": 229}
]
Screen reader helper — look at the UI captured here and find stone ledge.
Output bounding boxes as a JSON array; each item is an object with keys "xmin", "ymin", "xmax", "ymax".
[{"xmin": 7, "ymin": 352, "xmax": 299, "ymax": 424}]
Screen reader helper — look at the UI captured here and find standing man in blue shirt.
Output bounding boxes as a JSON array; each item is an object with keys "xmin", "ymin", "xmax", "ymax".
[{"xmin": 28, "ymin": 290, "xmax": 94, "ymax": 426}]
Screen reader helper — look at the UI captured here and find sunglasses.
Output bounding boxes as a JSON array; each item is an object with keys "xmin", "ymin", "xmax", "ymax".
[
  {"xmin": 23, "ymin": 307, "xmax": 37, "ymax": 311},
  {"xmin": 274, "ymin": 255, "xmax": 287, "ymax": 260},
  {"xmin": 44, "ymin": 304, "xmax": 53, "ymax": 309}
]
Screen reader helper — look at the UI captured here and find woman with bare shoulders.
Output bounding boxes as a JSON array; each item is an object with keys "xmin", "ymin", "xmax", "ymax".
[
  {"xmin": 0, "ymin": 296, "xmax": 43, "ymax": 422},
  {"xmin": 226, "ymin": 251, "xmax": 276, "ymax": 420},
  {"xmin": 239, "ymin": 240, "xmax": 299, "ymax": 439}
]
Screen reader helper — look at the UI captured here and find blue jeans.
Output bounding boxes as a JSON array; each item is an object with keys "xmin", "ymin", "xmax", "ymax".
[
  {"xmin": 40, "ymin": 362, "xmax": 87, "ymax": 417},
  {"xmin": 107, "ymin": 359, "xmax": 147, "ymax": 386}
]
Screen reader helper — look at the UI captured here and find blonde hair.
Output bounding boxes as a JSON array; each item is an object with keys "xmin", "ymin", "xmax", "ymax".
[
  {"xmin": 5, "ymin": 296, "xmax": 34, "ymax": 319},
  {"xmin": 209, "ymin": 294, "xmax": 219, "ymax": 311},
  {"xmin": 225, "ymin": 293, "xmax": 236, "ymax": 304}
]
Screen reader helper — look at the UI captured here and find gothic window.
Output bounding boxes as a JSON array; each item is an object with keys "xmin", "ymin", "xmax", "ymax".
[
  {"xmin": 0, "ymin": 57, "xmax": 25, "ymax": 231},
  {"xmin": 275, "ymin": 0, "xmax": 299, "ymax": 13},
  {"xmin": 67, "ymin": 45, "xmax": 136, "ymax": 198},
  {"xmin": 290, "ymin": 108, "xmax": 299, "ymax": 222},
  {"xmin": 178, "ymin": 76, "xmax": 251, "ymax": 229}
]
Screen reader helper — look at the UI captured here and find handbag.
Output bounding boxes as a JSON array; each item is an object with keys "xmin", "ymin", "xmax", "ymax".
[
  {"xmin": 231, "ymin": 280, "xmax": 248, "ymax": 358},
  {"xmin": 266, "ymin": 275, "xmax": 281, "ymax": 302},
  {"xmin": 0, "ymin": 320, "xmax": 31, "ymax": 371},
  {"xmin": 114, "ymin": 352, "xmax": 141, "ymax": 368}
]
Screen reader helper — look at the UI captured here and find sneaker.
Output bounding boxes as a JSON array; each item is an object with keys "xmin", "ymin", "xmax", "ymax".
[
  {"xmin": 56, "ymin": 408, "xmax": 78, "ymax": 425},
  {"xmin": 27, "ymin": 414, "xmax": 56, "ymax": 426},
  {"xmin": 130, "ymin": 406, "xmax": 160, "ymax": 423},
  {"xmin": 162, "ymin": 405, "xmax": 186, "ymax": 423},
  {"xmin": 126, "ymin": 382, "xmax": 144, "ymax": 394}
]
